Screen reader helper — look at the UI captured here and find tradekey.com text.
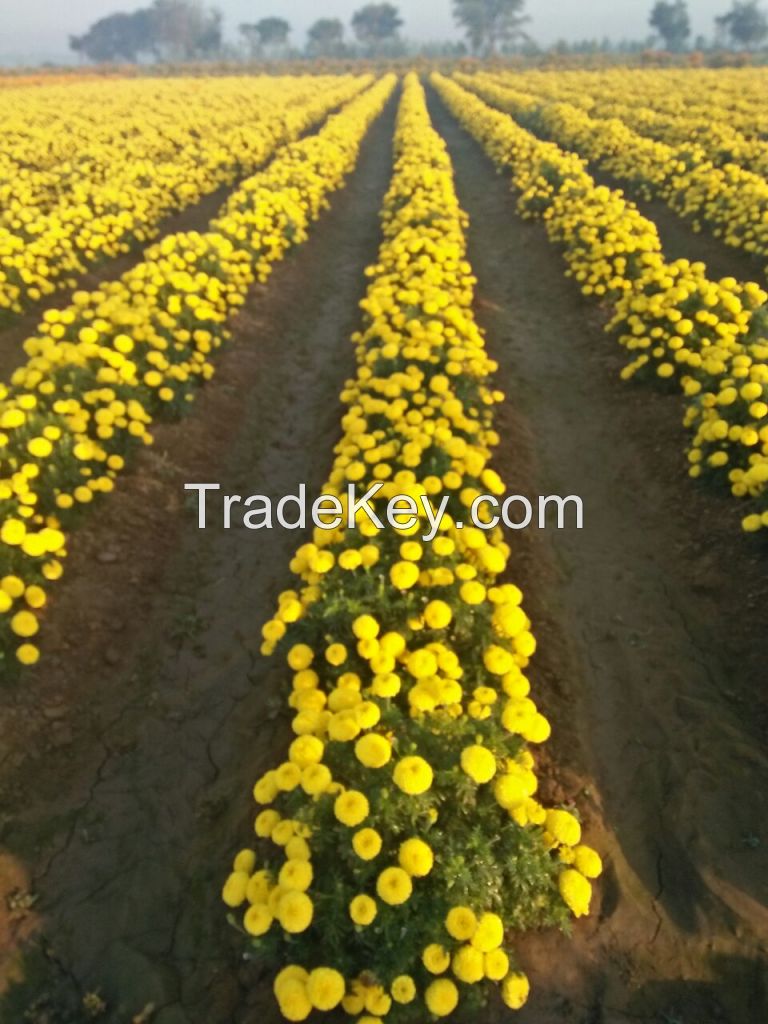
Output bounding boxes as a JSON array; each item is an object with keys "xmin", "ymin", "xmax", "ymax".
[{"xmin": 185, "ymin": 483, "xmax": 583, "ymax": 543}]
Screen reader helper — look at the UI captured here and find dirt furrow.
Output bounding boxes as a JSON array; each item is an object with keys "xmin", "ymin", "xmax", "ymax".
[
  {"xmin": 428, "ymin": 87, "xmax": 768, "ymax": 1024},
  {"xmin": 0, "ymin": 92, "xmax": 398, "ymax": 1024}
]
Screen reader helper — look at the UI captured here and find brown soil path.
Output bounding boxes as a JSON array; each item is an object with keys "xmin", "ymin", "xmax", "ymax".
[
  {"xmin": 428, "ymin": 87, "xmax": 768, "ymax": 1024},
  {"xmin": 0, "ymin": 92, "xmax": 398, "ymax": 1024}
]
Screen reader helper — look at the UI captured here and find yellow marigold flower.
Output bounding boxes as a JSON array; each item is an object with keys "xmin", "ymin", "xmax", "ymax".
[
  {"xmin": 278, "ymin": 859, "xmax": 313, "ymax": 893},
  {"xmin": 342, "ymin": 988, "xmax": 365, "ymax": 1015},
  {"xmin": 338, "ymin": 549, "xmax": 362, "ymax": 570},
  {"xmin": 355, "ymin": 732, "xmax": 392, "ymax": 769},
  {"xmin": 1, "ymin": 520, "xmax": 26, "ymax": 546},
  {"xmin": 398, "ymin": 837, "xmax": 434, "ymax": 877},
  {"xmin": 391, "ymin": 975, "xmax": 416, "ymax": 1004},
  {"xmin": 380, "ymin": 630, "xmax": 406, "ymax": 657},
  {"xmin": 233, "ymin": 849, "xmax": 256, "ymax": 874},
  {"xmin": 325, "ymin": 642, "xmax": 347, "ymax": 666},
  {"xmin": 376, "ymin": 866, "xmax": 413, "ymax": 905},
  {"xmin": 422, "ymin": 943, "xmax": 450, "ymax": 974},
  {"xmin": 274, "ymin": 964, "xmax": 309, "ymax": 998},
  {"xmin": 27, "ymin": 436, "xmax": 53, "ymax": 459},
  {"xmin": 24, "ymin": 585, "xmax": 47, "ymax": 610},
  {"xmin": 301, "ymin": 763, "xmax": 332, "ymax": 797},
  {"xmin": 285, "ymin": 836, "xmax": 311, "ymax": 862},
  {"xmin": 272, "ymin": 819, "xmax": 297, "ymax": 846},
  {"xmin": 546, "ymin": 809, "xmax": 582, "ymax": 847},
  {"xmin": 371, "ymin": 672, "xmax": 401, "ymax": 697},
  {"xmin": 246, "ymin": 870, "xmax": 271, "ymax": 904},
  {"xmin": 445, "ymin": 905, "xmax": 477, "ymax": 941},
  {"xmin": 425, "ymin": 978, "xmax": 459, "ymax": 1017},
  {"xmin": 2, "ymin": 576, "xmax": 26, "ymax": 599},
  {"xmin": 221, "ymin": 871, "xmax": 249, "ymax": 908},
  {"xmin": 559, "ymin": 868, "xmax": 592, "ymax": 918},
  {"xmin": 16, "ymin": 644, "xmax": 40, "ymax": 666},
  {"xmin": 276, "ymin": 978, "xmax": 312, "ymax": 1022},
  {"xmin": 334, "ymin": 789, "xmax": 370, "ymax": 827},
  {"xmin": 243, "ymin": 903, "xmax": 273, "ymax": 937},
  {"xmin": 392, "ymin": 755, "xmax": 433, "ymax": 795},
  {"xmin": 352, "ymin": 827, "xmax": 382, "ymax": 861},
  {"xmin": 390, "ymin": 560, "xmax": 420, "ymax": 589},
  {"xmin": 483, "ymin": 644, "xmax": 515, "ymax": 675},
  {"xmin": 349, "ymin": 893, "xmax": 378, "ymax": 925},
  {"xmin": 405, "ymin": 648, "xmax": 438, "ymax": 679},
  {"xmin": 574, "ymin": 844, "xmax": 603, "ymax": 879},
  {"xmin": 364, "ymin": 986, "xmax": 391, "ymax": 1015},
  {"xmin": 277, "ymin": 890, "xmax": 314, "ymax": 934},
  {"xmin": 11, "ymin": 610, "xmax": 39, "ymax": 639},
  {"xmin": 254, "ymin": 809, "xmax": 280, "ymax": 838},
  {"xmin": 484, "ymin": 948, "xmax": 509, "ymax": 981},
  {"xmin": 459, "ymin": 580, "xmax": 486, "ymax": 605},
  {"xmin": 423, "ymin": 599, "xmax": 452, "ymax": 629},
  {"xmin": 452, "ymin": 944, "xmax": 484, "ymax": 984},
  {"xmin": 460, "ymin": 744, "xmax": 497, "ymax": 784},
  {"xmin": 352, "ymin": 614, "xmax": 380, "ymax": 640},
  {"xmin": 501, "ymin": 971, "xmax": 530, "ymax": 1010},
  {"xmin": 400, "ymin": 540, "xmax": 422, "ymax": 561},
  {"xmin": 306, "ymin": 967, "xmax": 345, "ymax": 1011},
  {"xmin": 471, "ymin": 912, "xmax": 504, "ymax": 952},
  {"xmin": 288, "ymin": 735, "xmax": 324, "ymax": 768},
  {"xmin": 287, "ymin": 644, "xmax": 314, "ymax": 670}
]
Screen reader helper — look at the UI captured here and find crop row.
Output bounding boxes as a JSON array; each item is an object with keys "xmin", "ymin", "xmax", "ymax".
[
  {"xmin": 221, "ymin": 73, "xmax": 600, "ymax": 1024},
  {"xmin": 458, "ymin": 71, "xmax": 768, "ymax": 271},
  {"xmin": 0, "ymin": 75, "xmax": 396, "ymax": 671},
  {"xmin": 0, "ymin": 75, "xmax": 369, "ymax": 319},
  {"xmin": 433, "ymin": 74, "xmax": 768, "ymax": 533},
  {"xmin": 491, "ymin": 68, "xmax": 768, "ymax": 179}
]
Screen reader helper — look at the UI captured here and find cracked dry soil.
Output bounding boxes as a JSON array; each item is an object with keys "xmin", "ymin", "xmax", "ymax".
[{"xmin": 1, "ymin": 85, "xmax": 767, "ymax": 1024}]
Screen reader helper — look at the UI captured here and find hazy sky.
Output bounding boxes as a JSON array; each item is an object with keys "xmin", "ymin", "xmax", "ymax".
[{"xmin": 0, "ymin": 0, "xmax": 732, "ymax": 60}]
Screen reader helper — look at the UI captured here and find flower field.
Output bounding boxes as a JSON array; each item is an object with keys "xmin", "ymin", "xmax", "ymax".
[
  {"xmin": 455, "ymin": 71, "xmax": 768, "ymax": 268},
  {"xmin": 0, "ymin": 75, "xmax": 370, "ymax": 319},
  {"xmin": 434, "ymin": 72, "xmax": 768, "ymax": 533},
  {"xmin": 1, "ymin": 64, "xmax": 767, "ymax": 1024}
]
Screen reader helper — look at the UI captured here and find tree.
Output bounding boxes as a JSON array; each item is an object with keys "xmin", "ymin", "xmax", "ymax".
[
  {"xmin": 240, "ymin": 16, "xmax": 291, "ymax": 57},
  {"xmin": 71, "ymin": 1, "xmax": 222, "ymax": 63},
  {"xmin": 150, "ymin": 0, "xmax": 222, "ymax": 60},
  {"xmin": 70, "ymin": 9, "xmax": 155, "ymax": 62},
  {"xmin": 307, "ymin": 17, "xmax": 345, "ymax": 56},
  {"xmin": 351, "ymin": 3, "xmax": 403, "ymax": 47},
  {"xmin": 649, "ymin": 1, "xmax": 691, "ymax": 50},
  {"xmin": 452, "ymin": 0, "xmax": 529, "ymax": 56},
  {"xmin": 716, "ymin": 1, "xmax": 768, "ymax": 48}
]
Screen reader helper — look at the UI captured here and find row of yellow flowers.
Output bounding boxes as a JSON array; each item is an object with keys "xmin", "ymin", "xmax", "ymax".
[
  {"xmin": 221, "ymin": 73, "xmax": 600, "ymax": 1024},
  {"xmin": 432, "ymin": 74, "xmax": 768, "ymax": 533},
  {"xmin": 0, "ymin": 75, "xmax": 368, "ymax": 320},
  {"xmin": 457, "ymin": 71, "xmax": 768, "ymax": 272},
  {"xmin": 0, "ymin": 75, "xmax": 396, "ymax": 671},
  {"xmin": 490, "ymin": 68, "xmax": 768, "ymax": 179}
]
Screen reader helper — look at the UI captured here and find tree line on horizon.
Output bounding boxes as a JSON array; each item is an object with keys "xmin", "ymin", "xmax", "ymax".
[{"xmin": 68, "ymin": 0, "xmax": 768, "ymax": 64}]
